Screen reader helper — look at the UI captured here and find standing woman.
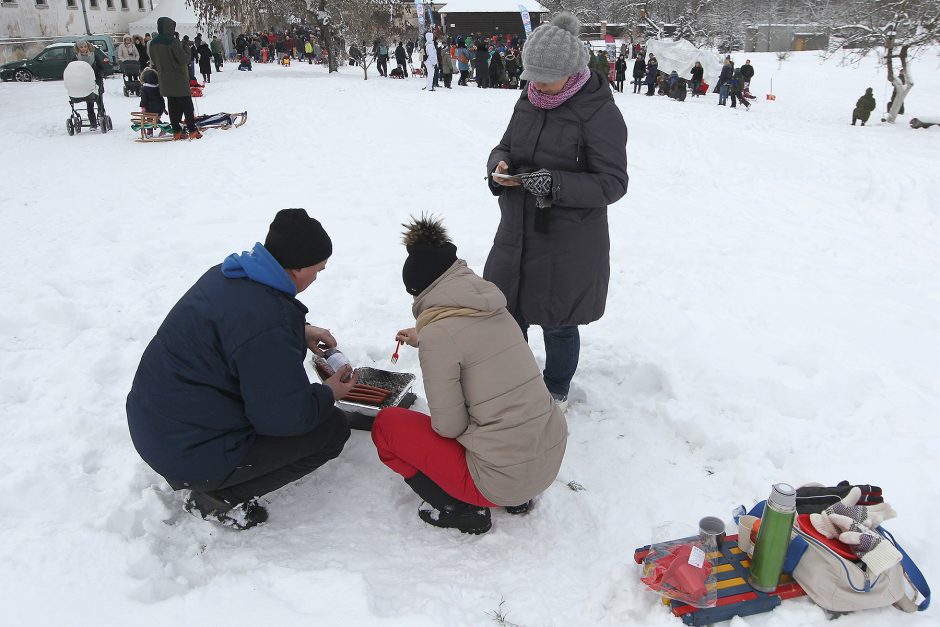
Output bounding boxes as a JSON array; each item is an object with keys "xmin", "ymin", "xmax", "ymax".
[
  {"xmin": 484, "ymin": 13, "xmax": 628, "ymax": 412},
  {"xmin": 614, "ymin": 53, "xmax": 627, "ymax": 92},
  {"xmin": 631, "ymin": 53, "xmax": 645, "ymax": 93}
]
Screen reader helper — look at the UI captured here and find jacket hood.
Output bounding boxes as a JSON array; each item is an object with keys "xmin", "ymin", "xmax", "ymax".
[
  {"xmin": 425, "ymin": 32, "xmax": 434, "ymax": 43},
  {"xmin": 412, "ymin": 260, "xmax": 506, "ymax": 319},
  {"xmin": 220, "ymin": 242, "xmax": 296, "ymax": 295},
  {"xmin": 158, "ymin": 17, "xmax": 176, "ymax": 36}
]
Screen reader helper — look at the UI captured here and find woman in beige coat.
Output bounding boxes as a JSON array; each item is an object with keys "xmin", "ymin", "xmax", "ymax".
[{"xmin": 371, "ymin": 217, "xmax": 567, "ymax": 534}]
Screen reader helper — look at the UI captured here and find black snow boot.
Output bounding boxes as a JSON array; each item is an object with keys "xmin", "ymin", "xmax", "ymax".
[
  {"xmin": 405, "ymin": 472, "xmax": 491, "ymax": 535},
  {"xmin": 505, "ymin": 500, "xmax": 533, "ymax": 515},
  {"xmin": 184, "ymin": 490, "xmax": 268, "ymax": 531}
]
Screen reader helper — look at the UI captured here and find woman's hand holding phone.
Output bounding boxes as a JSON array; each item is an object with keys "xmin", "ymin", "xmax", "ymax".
[{"xmin": 492, "ymin": 160, "xmax": 522, "ymax": 186}]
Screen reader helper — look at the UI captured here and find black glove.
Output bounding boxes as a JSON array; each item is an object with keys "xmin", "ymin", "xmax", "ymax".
[
  {"xmin": 520, "ymin": 168, "xmax": 553, "ymax": 198},
  {"xmin": 795, "ymin": 481, "xmax": 883, "ymax": 514}
]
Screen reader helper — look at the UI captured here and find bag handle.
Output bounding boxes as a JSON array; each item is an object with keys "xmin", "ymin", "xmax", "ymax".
[{"xmin": 879, "ymin": 526, "xmax": 930, "ymax": 611}]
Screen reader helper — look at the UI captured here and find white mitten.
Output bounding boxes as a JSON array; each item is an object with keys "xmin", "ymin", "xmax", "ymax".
[
  {"xmin": 809, "ymin": 487, "xmax": 897, "ymax": 539},
  {"xmin": 829, "ymin": 514, "xmax": 902, "ymax": 576}
]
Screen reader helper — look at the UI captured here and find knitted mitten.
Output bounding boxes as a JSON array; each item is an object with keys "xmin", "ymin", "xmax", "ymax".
[
  {"xmin": 829, "ymin": 514, "xmax": 902, "ymax": 576},
  {"xmin": 809, "ymin": 487, "xmax": 897, "ymax": 539}
]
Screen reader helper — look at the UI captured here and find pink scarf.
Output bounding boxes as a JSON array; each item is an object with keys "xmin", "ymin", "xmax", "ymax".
[{"xmin": 527, "ymin": 68, "xmax": 591, "ymax": 110}]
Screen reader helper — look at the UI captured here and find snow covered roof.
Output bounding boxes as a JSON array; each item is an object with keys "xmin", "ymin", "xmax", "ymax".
[{"xmin": 439, "ymin": 1, "xmax": 548, "ymax": 13}]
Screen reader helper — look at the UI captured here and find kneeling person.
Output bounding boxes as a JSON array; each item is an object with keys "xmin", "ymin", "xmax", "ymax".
[
  {"xmin": 127, "ymin": 209, "xmax": 358, "ymax": 529},
  {"xmin": 371, "ymin": 216, "xmax": 568, "ymax": 534}
]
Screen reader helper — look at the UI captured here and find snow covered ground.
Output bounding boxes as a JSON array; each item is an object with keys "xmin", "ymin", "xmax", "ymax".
[{"xmin": 1, "ymin": 48, "xmax": 938, "ymax": 626}]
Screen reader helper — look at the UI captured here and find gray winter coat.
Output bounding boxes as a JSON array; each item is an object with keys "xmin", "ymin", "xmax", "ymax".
[
  {"xmin": 413, "ymin": 260, "xmax": 568, "ymax": 506},
  {"xmin": 484, "ymin": 70, "xmax": 628, "ymax": 326}
]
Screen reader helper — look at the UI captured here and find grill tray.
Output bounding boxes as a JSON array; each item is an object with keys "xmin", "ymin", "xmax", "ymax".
[{"xmin": 314, "ymin": 364, "xmax": 416, "ymax": 417}]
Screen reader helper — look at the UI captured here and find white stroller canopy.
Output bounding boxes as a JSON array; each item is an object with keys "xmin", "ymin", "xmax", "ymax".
[{"xmin": 64, "ymin": 61, "xmax": 97, "ymax": 99}]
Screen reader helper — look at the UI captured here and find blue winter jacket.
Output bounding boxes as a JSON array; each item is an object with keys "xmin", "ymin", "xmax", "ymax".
[{"xmin": 126, "ymin": 243, "xmax": 335, "ymax": 486}]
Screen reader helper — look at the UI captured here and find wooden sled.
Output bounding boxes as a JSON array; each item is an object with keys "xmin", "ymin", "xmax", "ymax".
[{"xmin": 131, "ymin": 111, "xmax": 174, "ymax": 142}]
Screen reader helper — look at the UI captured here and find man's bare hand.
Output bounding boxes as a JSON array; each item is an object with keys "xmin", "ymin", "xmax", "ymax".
[
  {"xmin": 324, "ymin": 365, "xmax": 359, "ymax": 399},
  {"xmin": 305, "ymin": 325, "xmax": 337, "ymax": 355}
]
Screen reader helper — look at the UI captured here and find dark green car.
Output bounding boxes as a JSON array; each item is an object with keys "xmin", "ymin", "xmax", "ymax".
[{"xmin": 0, "ymin": 42, "xmax": 114, "ymax": 82}]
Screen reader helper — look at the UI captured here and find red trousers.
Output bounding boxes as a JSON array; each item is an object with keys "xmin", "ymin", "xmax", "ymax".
[{"xmin": 371, "ymin": 407, "xmax": 496, "ymax": 507}]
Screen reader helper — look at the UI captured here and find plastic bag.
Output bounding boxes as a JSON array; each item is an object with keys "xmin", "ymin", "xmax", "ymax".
[{"xmin": 640, "ymin": 527, "xmax": 718, "ymax": 608}]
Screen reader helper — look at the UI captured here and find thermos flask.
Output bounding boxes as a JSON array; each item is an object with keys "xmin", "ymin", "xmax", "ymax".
[{"xmin": 748, "ymin": 483, "xmax": 796, "ymax": 593}]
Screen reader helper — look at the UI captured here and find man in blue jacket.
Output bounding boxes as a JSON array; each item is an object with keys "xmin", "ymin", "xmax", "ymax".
[{"xmin": 127, "ymin": 209, "xmax": 358, "ymax": 529}]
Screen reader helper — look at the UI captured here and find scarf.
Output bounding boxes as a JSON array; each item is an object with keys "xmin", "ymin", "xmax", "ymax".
[
  {"xmin": 76, "ymin": 48, "xmax": 96, "ymax": 67},
  {"xmin": 528, "ymin": 67, "xmax": 591, "ymax": 110},
  {"xmin": 415, "ymin": 306, "xmax": 491, "ymax": 334}
]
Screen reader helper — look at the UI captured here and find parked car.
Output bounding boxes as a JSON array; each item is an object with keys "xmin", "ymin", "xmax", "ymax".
[
  {"xmin": 53, "ymin": 34, "xmax": 119, "ymax": 71},
  {"xmin": 1, "ymin": 38, "xmax": 117, "ymax": 82},
  {"xmin": 1, "ymin": 43, "xmax": 77, "ymax": 82}
]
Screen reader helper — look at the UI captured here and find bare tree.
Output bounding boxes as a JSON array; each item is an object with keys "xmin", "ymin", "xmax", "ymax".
[{"xmin": 819, "ymin": 0, "xmax": 940, "ymax": 122}]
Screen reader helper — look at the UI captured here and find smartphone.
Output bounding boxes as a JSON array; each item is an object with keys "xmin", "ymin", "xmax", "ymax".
[{"xmin": 492, "ymin": 172, "xmax": 522, "ymax": 183}]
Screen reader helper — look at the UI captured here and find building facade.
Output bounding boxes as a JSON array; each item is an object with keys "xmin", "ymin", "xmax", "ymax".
[
  {"xmin": 1, "ymin": 0, "xmax": 153, "ymax": 64},
  {"xmin": 745, "ymin": 24, "xmax": 828, "ymax": 52}
]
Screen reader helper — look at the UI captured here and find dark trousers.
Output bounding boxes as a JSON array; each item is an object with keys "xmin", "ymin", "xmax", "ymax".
[
  {"xmin": 458, "ymin": 69, "xmax": 468, "ymax": 85},
  {"xmin": 433, "ymin": 65, "xmax": 441, "ymax": 87},
  {"xmin": 731, "ymin": 91, "xmax": 749, "ymax": 108},
  {"xmin": 616, "ymin": 79, "xmax": 624, "ymax": 92},
  {"xmin": 184, "ymin": 408, "xmax": 351, "ymax": 504},
  {"xmin": 646, "ymin": 82, "xmax": 655, "ymax": 96},
  {"xmin": 377, "ymin": 56, "xmax": 388, "ymax": 76},
  {"xmin": 397, "ymin": 60, "xmax": 407, "ymax": 76},
  {"xmin": 213, "ymin": 53, "xmax": 223, "ymax": 71},
  {"xmin": 443, "ymin": 72, "xmax": 452, "ymax": 88},
  {"xmin": 512, "ymin": 311, "xmax": 580, "ymax": 399},
  {"xmin": 633, "ymin": 78, "xmax": 642, "ymax": 93},
  {"xmin": 477, "ymin": 71, "xmax": 489, "ymax": 88},
  {"xmin": 166, "ymin": 95, "xmax": 197, "ymax": 133},
  {"xmin": 74, "ymin": 94, "xmax": 100, "ymax": 126}
]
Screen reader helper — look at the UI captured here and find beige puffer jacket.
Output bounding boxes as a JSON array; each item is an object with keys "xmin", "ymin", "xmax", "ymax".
[{"xmin": 413, "ymin": 260, "xmax": 568, "ymax": 506}]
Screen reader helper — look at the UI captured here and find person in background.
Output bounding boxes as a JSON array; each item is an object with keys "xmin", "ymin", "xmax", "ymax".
[
  {"xmin": 456, "ymin": 40, "xmax": 470, "ymax": 85},
  {"xmin": 717, "ymin": 58, "xmax": 732, "ymax": 105},
  {"xmin": 485, "ymin": 13, "xmax": 629, "ymax": 413},
  {"xmin": 422, "ymin": 32, "xmax": 436, "ymax": 92},
  {"xmin": 644, "ymin": 53, "xmax": 658, "ymax": 96},
  {"xmin": 371, "ymin": 216, "xmax": 567, "ymax": 535},
  {"xmin": 149, "ymin": 17, "xmax": 201, "ymax": 140},
  {"xmin": 614, "ymin": 53, "xmax": 627, "ymax": 92},
  {"xmin": 138, "ymin": 67, "xmax": 166, "ymax": 137},
  {"xmin": 135, "ymin": 34, "xmax": 150, "ymax": 68},
  {"xmin": 197, "ymin": 40, "xmax": 213, "ymax": 84},
  {"xmin": 474, "ymin": 41, "xmax": 490, "ymax": 88},
  {"xmin": 394, "ymin": 41, "xmax": 408, "ymax": 77},
  {"xmin": 740, "ymin": 59, "xmax": 754, "ymax": 96},
  {"xmin": 70, "ymin": 38, "xmax": 106, "ymax": 129},
  {"xmin": 690, "ymin": 61, "xmax": 704, "ymax": 97},
  {"xmin": 126, "ymin": 209, "xmax": 356, "ymax": 531},
  {"xmin": 118, "ymin": 35, "xmax": 140, "ymax": 69},
  {"xmin": 632, "ymin": 53, "xmax": 645, "ymax": 93},
  {"xmin": 210, "ymin": 35, "xmax": 224, "ymax": 72},
  {"xmin": 730, "ymin": 66, "xmax": 750, "ymax": 109},
  {"xmin": 439, "ymin": 42, "xmax": 454, "ymax": 88},
  {"xmin": 852, "ymin": 87, "xmax": 876, "ymax": 126}
]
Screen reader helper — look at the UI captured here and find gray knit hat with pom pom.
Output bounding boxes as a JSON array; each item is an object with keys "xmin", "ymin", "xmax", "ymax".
[{"xmin": 521, "ymin": 13, "xmax": 590, "ymax": 82}]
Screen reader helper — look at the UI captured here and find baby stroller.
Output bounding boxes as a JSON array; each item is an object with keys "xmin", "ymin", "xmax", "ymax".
[
  {"xmin": 121, "ymin": 60, "xmax": 141, "ymax": 97},
  {"xmin": 63, "ymin": 60, "xmax": 112, "ymax": 135}
]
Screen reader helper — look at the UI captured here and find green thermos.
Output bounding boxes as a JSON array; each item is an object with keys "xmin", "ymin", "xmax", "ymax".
[{"xmin": 748, "ymin": 483, "xmax": 796, "ymax": 593}]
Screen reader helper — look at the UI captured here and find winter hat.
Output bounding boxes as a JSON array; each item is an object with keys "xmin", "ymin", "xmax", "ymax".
[
  {"xmin": 520, "ymin": 13, "xmax": 590, "ymax": 83},
  {"xmin": 401, "ymin": 215, "xmax": 457, "ymax": 296},
  {"xmin": 264, "ymin": 208, "xmax": 332, "ymax": 269}
]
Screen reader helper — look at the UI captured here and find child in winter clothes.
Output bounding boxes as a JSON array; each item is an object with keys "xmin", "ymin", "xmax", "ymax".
[
  {"xmin": 139, "ymin": 68, "xmax": 166, "ymax": 137},
  {"xmin": 371, "ymin": 216, "xmax": 568, "ymax": 535},
  {"xmin": 238, "ymin": 55, "xmax": 252, "ymax": 71},
  {"xmin": 852, "ymin": 88, "xmax": 876, "ymax": 126}
]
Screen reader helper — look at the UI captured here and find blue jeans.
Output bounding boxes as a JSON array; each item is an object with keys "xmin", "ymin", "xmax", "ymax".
[
  {"xmin": 719, "ymin": 83, "xmax": 729, "ymax": 104},
  {"xmin": 512, "ymin": 311, "xmax": 580, "ymax": 399}
]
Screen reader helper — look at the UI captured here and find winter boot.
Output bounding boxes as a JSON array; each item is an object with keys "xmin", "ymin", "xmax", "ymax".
[
  {"xmin": 189, "ymin": 130, "xmax": 203, "ymax": 140},
  {"xmin": 405, "ymin": 472, "xmax": 491, "ymax": 534},
  {"xmin": 505, "ymin": 500, "xmax": 533, "ymax": 515},
  {"xmin": 184, "ymin": 490, "xmax": 268, "ymax": 530}
]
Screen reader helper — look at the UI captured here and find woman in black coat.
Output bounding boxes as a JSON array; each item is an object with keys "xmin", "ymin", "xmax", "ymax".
[
  {"xmin": 197, "ymin": 42, "xmax": 213, "ymax": 83},
  {"xmin": 614, "ymin": 54, "xmax": 627, "ymax": 92},
  {"xmin": 489, "ymin": 51, "xmax": 505, "ymax": 87},
  {"xmin": 690, "ymin": 61, "xmax": 704, "ymax": 97},
  {"xmin": 631, "ymin": 56, "xmax": 645, "ymax": 93},
  {"xmin": 485, "ymin": 14, "xmax": 628, "ymax": 408},
  {"xmin": 475, "ymin": 43, "xmax": 490, "ymax": 88}
]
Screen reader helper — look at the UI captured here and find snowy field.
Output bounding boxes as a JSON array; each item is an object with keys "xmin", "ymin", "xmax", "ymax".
[{"xmin": 1, "ymin": 48, "xmax": 939, "ymax": 626}]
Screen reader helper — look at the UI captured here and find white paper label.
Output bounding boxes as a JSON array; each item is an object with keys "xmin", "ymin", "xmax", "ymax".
[{"xmin": 687, "ymin": 546, "xmax": 706, "ymax": 568}]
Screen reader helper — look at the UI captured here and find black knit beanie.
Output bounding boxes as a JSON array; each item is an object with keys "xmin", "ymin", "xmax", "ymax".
[
  {"xmin": 401, "ymin": 215, "xmax": 458, "ymax": 296},
  {"xmin": 264, "ymin": 208, "xmax": 332, "ymax": 269}
]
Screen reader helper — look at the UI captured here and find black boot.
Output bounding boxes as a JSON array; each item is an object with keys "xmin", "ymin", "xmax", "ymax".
[
  {"xmin": 404, "ymin": 472, "xmax": 491, "ymax": 534},
  {"xmin": 505, "ymin": 500, "xmax": 533, "ymax": 515},
  {"xmin": 184, "ymin": 490, "xmax": 268, "ymax": 530}
]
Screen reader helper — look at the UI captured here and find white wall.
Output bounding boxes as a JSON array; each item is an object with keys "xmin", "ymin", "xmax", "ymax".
[{"xmin": 1, "ymin": 0, "xmax": 154, "ymax": 63}]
